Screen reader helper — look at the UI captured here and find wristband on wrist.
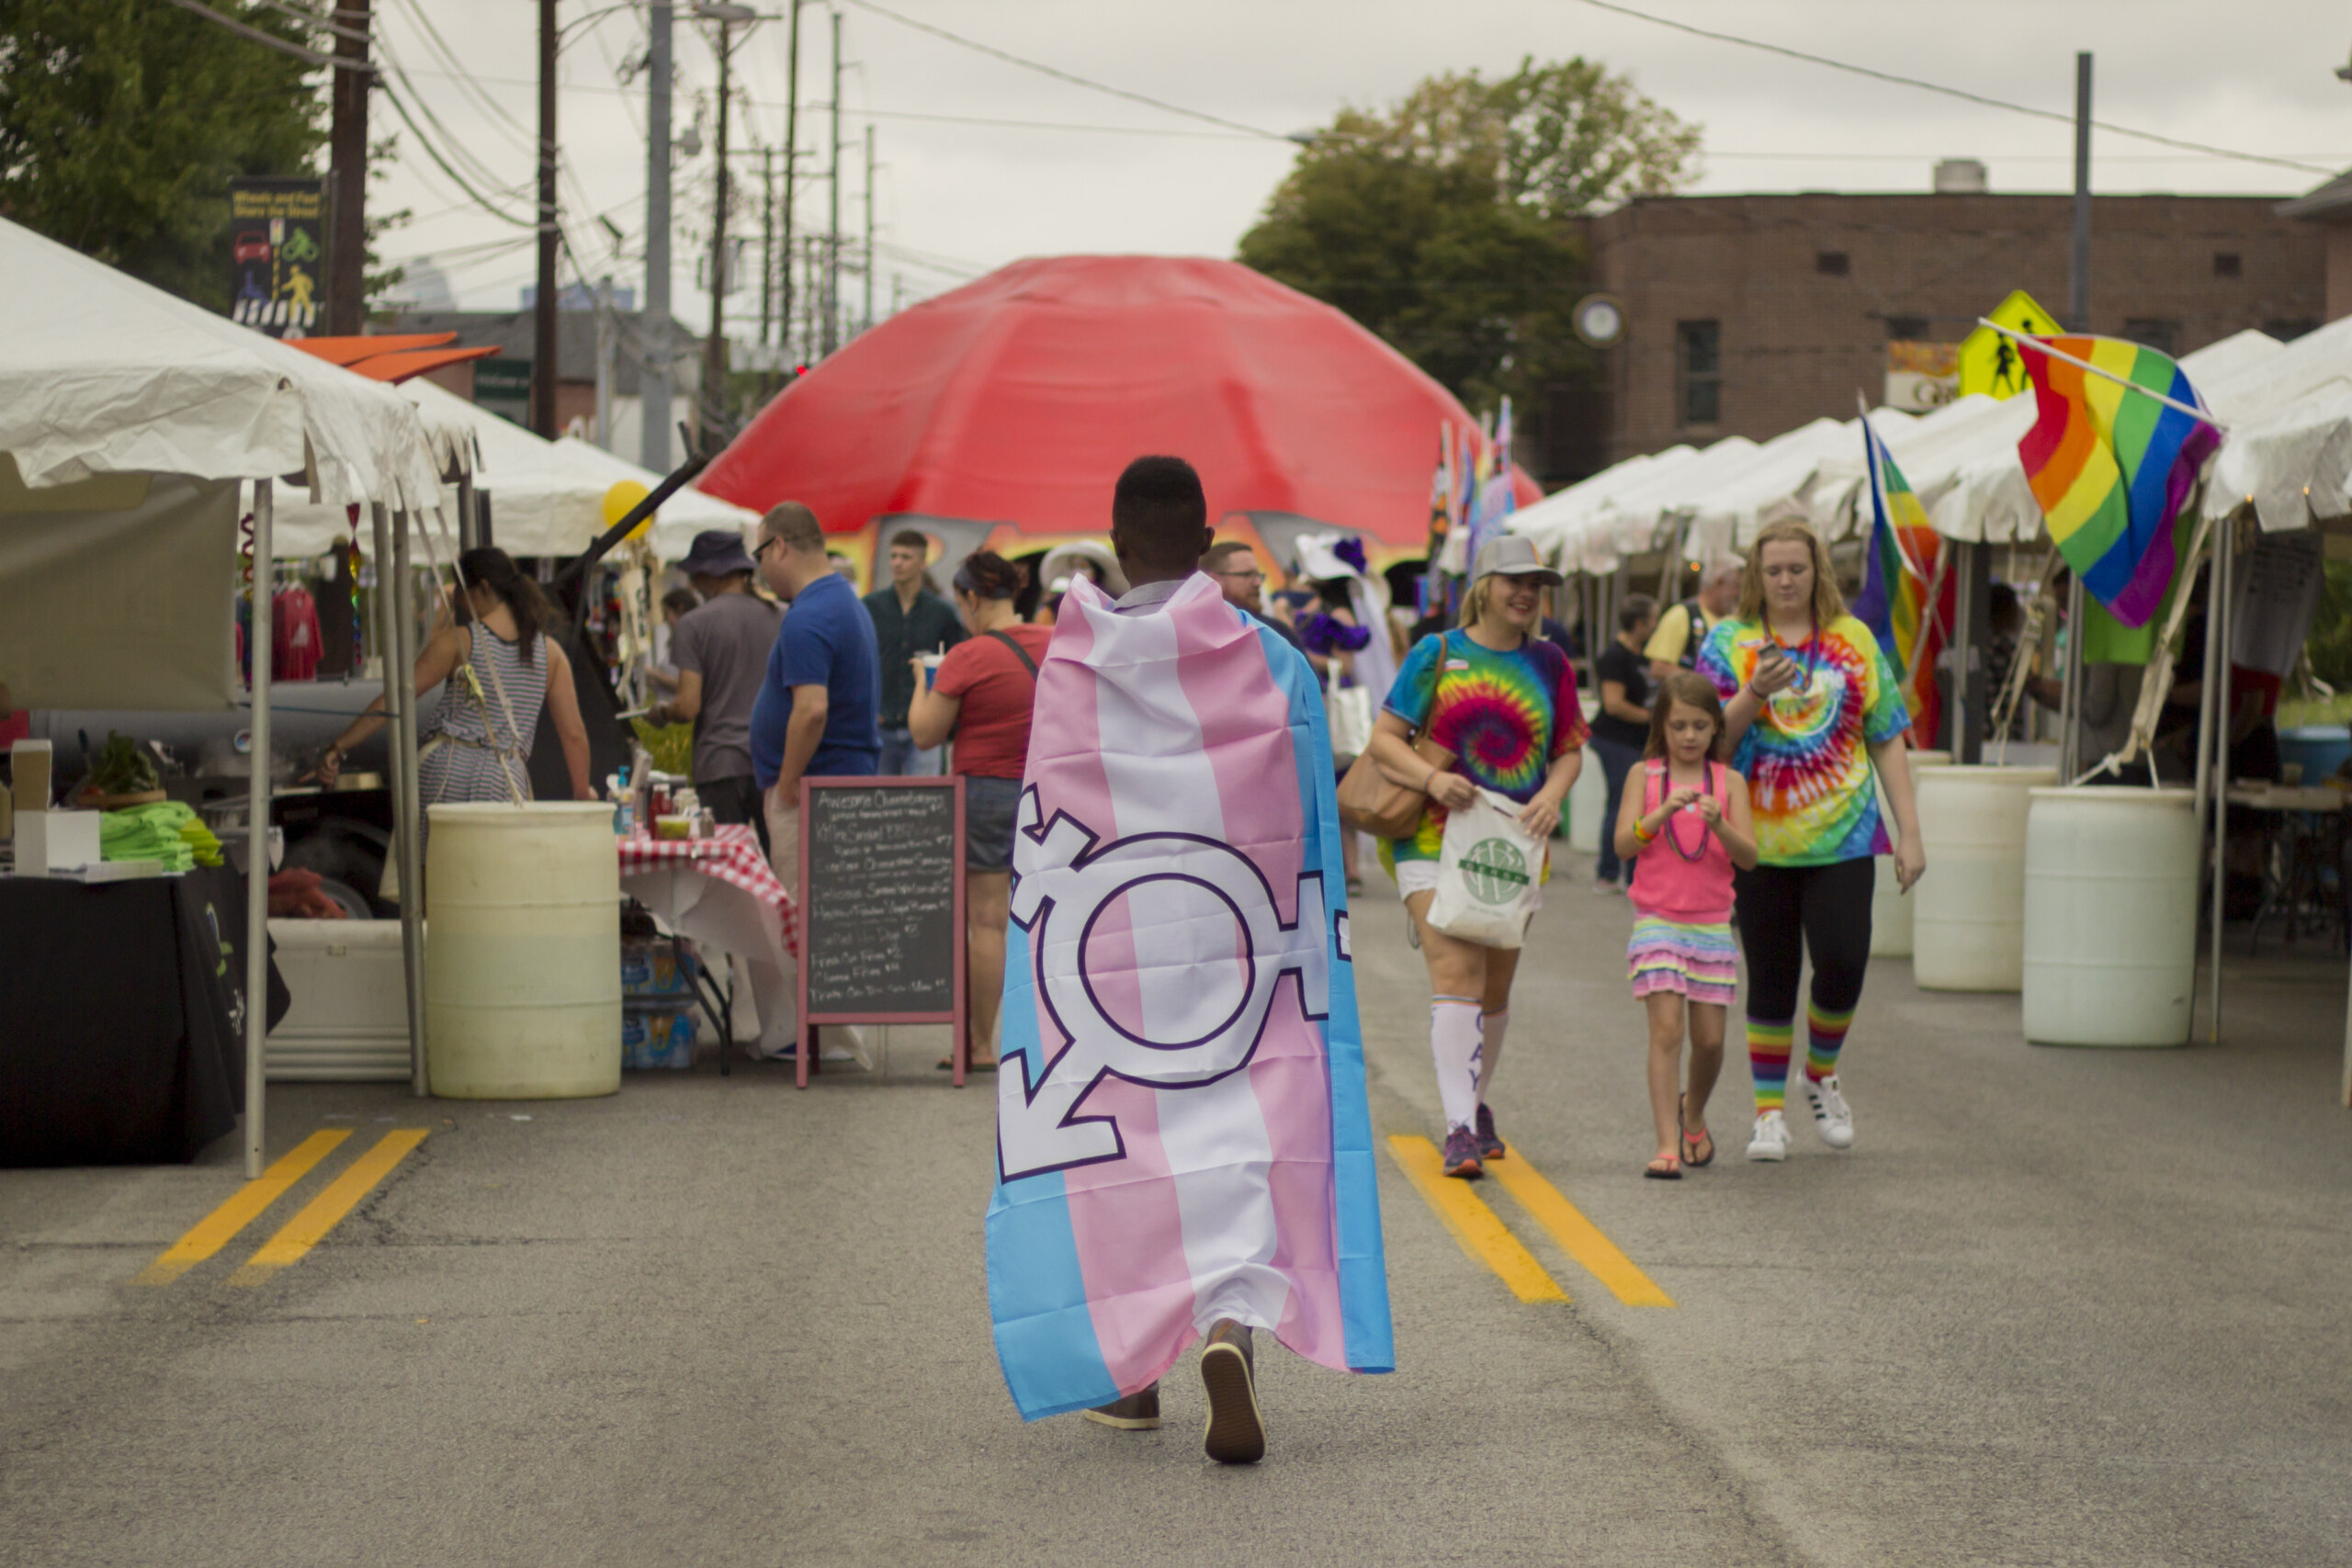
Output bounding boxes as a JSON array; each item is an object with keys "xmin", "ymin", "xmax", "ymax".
[{"xmin": 1632, "ymin": 818, "xmax": 1657, "ymax": 844}]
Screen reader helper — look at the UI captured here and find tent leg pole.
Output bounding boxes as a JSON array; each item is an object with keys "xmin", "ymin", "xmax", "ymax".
[
  {"xmin": 2193, "ymin": 520, "xmax": 2223, "ymax": 1038},
  {"xmin": 2059, "ymin": 574, "xmax": 2085, "ymax": 782},
  {"xmin": 2209, "ymin": 515, "xmax": 2234, "ymax": 1045},
  {"xmin": 390, "ymin": 510, "xmax": 429, "ymax": 1097},
  {"xmin": 244, "ymin": 479, "xmax": 276, "ymax": 1181}
]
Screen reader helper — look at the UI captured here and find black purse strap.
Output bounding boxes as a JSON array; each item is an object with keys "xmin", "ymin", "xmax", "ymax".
[{"xmin": 987, "ymin": 628, "xmax": 1039, "ymax": 682}]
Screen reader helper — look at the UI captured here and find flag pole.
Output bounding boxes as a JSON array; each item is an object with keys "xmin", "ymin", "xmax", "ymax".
[{"xmin": 1973, "ymin": 319, "xmax": 2223, "ymax": 431}]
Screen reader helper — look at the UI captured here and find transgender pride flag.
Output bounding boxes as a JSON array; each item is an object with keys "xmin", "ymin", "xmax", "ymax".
[{"xmin": 987, "ymin": 573, "xmax": 1393, "ymax": 1420}]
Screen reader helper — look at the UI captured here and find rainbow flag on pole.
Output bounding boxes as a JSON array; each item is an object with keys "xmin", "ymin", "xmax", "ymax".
[
  {"xmin": 2015, "ymin": 334, "xmax": 2220, "ymax": 628},
  {"xmin": 1853, "ymin": 417, "xmax": 1949, "ymax": 746}
]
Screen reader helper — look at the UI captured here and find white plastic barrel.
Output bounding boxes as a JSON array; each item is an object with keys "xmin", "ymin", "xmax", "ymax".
[
  {"xmin": 2022, "ymin": 788, "xmax": 2199, "ymax": 1047},
  {"xmin": 424, "ymin": 802, "xmax": 621, "ymax": 1099},
  {"xmin": 1870, "ymin": 750, "xmax": 1949, "ymax": 957},
  {"xmin": 1911, "ymin": 765, "xmax": 2056, "ymax": 991}
]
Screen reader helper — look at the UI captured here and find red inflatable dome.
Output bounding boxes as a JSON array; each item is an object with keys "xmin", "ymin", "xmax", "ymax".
[{"xmin": 697, "ymin": 255, "xmax": 1535, "ymax": 564}]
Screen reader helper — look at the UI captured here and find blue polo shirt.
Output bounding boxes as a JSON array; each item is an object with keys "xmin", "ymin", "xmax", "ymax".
[{"xmin": 749, "ymin": 570, "xmax": 883, "ymax": 788}]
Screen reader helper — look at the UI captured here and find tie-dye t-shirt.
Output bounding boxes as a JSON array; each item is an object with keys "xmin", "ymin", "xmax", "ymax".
[
  {"xmin": 1380, "ymin": 629, "xmax": 1588, "ymax": 864},
  {"xmin": 1698, "ymin": 614, "xmax": 1909, "ymax": 866}
]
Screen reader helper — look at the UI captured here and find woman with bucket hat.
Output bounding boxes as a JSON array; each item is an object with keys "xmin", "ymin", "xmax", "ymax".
[{"xmin": 1365, "ymin": 536, "xmax": 1588, "ymax": 1179}]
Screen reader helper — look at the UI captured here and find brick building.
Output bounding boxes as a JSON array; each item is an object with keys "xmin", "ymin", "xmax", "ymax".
[{"xmin": 1564, "ymin": 189, "xmax": 2327, "ymax": 475}]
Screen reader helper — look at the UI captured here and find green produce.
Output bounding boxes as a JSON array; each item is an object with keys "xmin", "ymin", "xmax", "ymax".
[{"xmin": 84, "ymin": 731, "xmax": 160, "ymax": 797}]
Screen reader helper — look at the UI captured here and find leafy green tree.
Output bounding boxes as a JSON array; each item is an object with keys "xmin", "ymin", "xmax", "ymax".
[
  {"xmin": 0, "ymin": 0, "xmax": 326, "ymax": 310},
  {"xmin": 1238, "ymin": 57, "xmax": 1700, "ymax": 417}
]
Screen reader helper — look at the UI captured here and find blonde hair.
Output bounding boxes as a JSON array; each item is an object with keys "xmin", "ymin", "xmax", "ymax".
[{"xmin": 1736, "ymin": 517, "xmax": 1847, "ymax": 626}]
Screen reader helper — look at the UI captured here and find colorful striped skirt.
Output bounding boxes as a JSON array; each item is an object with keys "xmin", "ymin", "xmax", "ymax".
[{"xmin": 1627, "ymin": 914, "xmax": 1738, "ymax": 1006}]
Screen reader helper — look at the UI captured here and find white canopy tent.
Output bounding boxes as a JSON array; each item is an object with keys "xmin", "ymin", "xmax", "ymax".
[
  {"xmin": 268, "ymin": 378, "xmax": 756, "ymax": 562},
  {"xmin": 0, "ymin": 218, "xmax": 454, "ymax": 1177}
]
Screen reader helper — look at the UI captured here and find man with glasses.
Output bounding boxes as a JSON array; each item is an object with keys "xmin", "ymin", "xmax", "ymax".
[{"xmin": 1203, "ymin": 539, "xmax": 1307, "ymax": 659}]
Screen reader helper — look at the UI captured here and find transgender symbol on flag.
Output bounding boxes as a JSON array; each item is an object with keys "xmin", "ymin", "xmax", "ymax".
[{"xmin": 986, "ymin": 572, "xmax": 1392, "ymax": 1423}]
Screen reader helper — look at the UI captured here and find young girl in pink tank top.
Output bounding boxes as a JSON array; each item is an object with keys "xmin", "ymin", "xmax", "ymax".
[{"xmin": 1612, "ymin": 671, "xmax": 1758, "ymax": 1179}]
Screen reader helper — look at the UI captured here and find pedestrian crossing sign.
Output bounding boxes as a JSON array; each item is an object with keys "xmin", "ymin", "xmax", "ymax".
[{"xmin": 1957, "ymin": 290, "xmax": 2064, "ymax": 400}]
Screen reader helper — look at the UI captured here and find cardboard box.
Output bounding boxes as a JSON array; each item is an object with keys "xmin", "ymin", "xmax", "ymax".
[
  {"xmin": 10, "ymin": 739, "xmax": 51, "ymax": 814},
  {"xmin": 17, "ymin": 809, "xmax": 100, "ymax": 875}
]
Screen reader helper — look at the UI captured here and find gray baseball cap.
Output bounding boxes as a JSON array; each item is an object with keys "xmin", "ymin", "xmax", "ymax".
[{"xmin": 1471, "ymin": 534, "xmax": 1564, "ymax": 587}]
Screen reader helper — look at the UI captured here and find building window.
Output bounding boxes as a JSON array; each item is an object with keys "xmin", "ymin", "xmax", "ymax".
[
  {"xmin": 1815, "ymin": 251, "xmax": 1850, "ymax": 276},
  {"xmin": 1678, "ymin": 320, "xmax": 1721, "ymax": 426},
  {"xmin": 1885, "ymin": 316, "xmax": 1929, "ymax": 342},
  {"xmin": 2123, "ymin": 319, "xmax": 2179, "ymax": 355},
  {"xmin": 2213, "ymin": 252, "xmax": 2243, "ymax": 278}
]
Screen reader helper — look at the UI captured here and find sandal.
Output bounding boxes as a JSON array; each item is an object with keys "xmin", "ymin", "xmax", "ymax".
[
  {"xmin": 1644, "ymin": 1155, "xmax": 1682, "ymax": 1180},
  {"xmin": 1679, "ymin": 1095, "xmax": 1715, "ymax": 1168}
]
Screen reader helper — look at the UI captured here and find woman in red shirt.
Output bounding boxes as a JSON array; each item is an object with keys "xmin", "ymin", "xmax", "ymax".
[{"xmin": 908, "ymin": 551, "xmax": 1051, "ymax": 1071}]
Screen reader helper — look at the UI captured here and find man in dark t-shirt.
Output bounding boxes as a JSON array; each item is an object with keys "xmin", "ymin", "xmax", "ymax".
[{"xmin": 654, "ymin": 530, "xmax": 785, "ymax": 850}]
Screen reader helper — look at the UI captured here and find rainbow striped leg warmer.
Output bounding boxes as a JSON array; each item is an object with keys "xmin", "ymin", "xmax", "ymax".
[
  {"xmin": 1747, "ymin": 1018, "xmax": 1794, "ymax": 1114},
  {"xmin": 1806, "ymin": 1002, "xmax": 1855, "ymax": 1082}
]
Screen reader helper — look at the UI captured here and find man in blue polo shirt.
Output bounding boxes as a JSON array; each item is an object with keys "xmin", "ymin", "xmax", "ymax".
[{"xmin": 749, "ymin": 502, "xmax": 882, "ymax": 894}]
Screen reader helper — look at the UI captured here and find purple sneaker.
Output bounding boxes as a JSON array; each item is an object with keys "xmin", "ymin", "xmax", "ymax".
[
  {"xmin": 1475, "ymin": 1103, "xmax": 1507, "ymax": 1162},
  {"xmin": 1442, "ymin": 1123, "xmax": 1484, "ymax": 1179}
]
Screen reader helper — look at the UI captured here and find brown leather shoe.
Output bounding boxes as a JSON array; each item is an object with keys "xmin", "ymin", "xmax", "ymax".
[
  {"xmin": 1081, "ymin": 1383, "xmax": 1161, "ymax": 1430},
  {"xmin": 1199, "ymin": 1319, "xmax": 1265, "ymax": 1464}
]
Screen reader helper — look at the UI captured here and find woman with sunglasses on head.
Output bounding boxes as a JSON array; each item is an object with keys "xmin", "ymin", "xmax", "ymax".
[
  {"xmin": 1367, "ymin": 536, "xmax": 1586, "ymax": 1179},
  {"xmin": 1696, "ymin": 517, "xmax": 1924, "ymax": 1163}
]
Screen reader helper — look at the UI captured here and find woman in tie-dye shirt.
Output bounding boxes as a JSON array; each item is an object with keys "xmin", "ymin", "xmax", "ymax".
[
  {"xmin": 1367, "ymin": 536, "xmax": 1588, "ymax": 1180},
  {"xmin": 1698, "ymin": 518, "xmax": 1925, "ymax": 1166}
]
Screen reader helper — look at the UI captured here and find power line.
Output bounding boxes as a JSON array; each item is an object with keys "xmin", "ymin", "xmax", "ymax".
[
  {"xmin": 153, "ymin": 0, "xmax": 358, "ymax": 71},
  {"xmin": 835, "ymin": 0, "xmax": 1289, "ymax": 142},
  {"xmin": 1560, "ymin": 0, "xmax": 2338, "ymax": 176}
]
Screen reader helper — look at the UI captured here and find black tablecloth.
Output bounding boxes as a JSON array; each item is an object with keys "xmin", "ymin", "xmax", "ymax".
[{"xmin": 0, "ymin": 866, "xmax": 289, "ymax": 1167}]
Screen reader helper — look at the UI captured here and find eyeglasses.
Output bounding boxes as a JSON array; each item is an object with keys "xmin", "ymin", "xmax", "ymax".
[
  {"xmin": 752, "ymin": 536, "xmax": 777, "ymax": 562},
  {"xmin": 1213, "ymin": 568, "xmax": 1265, "ymax": 584}
]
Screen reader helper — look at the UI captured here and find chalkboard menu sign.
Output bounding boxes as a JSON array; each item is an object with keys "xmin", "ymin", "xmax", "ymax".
[{"xmin": 797, "ymin": 777, "xmax": 967, "ymax": 1086}]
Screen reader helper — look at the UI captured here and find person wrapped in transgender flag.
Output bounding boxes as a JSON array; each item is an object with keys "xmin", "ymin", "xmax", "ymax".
[{"xmin": 986, "ymin": 571, "xmax": 1394, "ymax": 1422}]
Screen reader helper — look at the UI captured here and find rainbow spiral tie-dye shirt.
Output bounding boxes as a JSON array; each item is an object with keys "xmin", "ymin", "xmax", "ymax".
[
  {"xmin": 1380, "ymin": 629, "xmax": 1588, "ymax": 865},
  {"xmin": 1698, "ymin": 614, "xmax": 1908, "ymax": 867}
]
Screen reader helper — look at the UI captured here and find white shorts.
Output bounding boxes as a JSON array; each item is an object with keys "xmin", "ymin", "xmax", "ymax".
[{"xmin": 1392, "ymin": 857, "xmax": 1544, "ymax": 914}]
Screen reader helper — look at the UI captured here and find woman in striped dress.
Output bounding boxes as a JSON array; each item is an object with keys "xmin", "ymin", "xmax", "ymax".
[{"xmin": 316, "ymin": 548, "xmax": 593, "ymax": 808}]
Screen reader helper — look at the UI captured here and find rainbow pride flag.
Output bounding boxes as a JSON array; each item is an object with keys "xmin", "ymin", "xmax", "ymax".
[
  {"xmin": 2016, "ymin": 334, "xmax": 2220, "ymax": 628},
  {"xmin": 1853, "ymin": 418, "xmax": 1949, "ymax": 746}
]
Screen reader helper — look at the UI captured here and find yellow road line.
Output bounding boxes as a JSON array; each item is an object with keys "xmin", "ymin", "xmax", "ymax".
[
  {"xmin": 135, "ymin": 1130, "xmax": 352, "ymax": 1286},
  {"xmin": 1385, "ymin": 1135, "xmax": 1566, "ymax": 1303},
  {"xmin": 226, "ymin": 1130, "xmax": 428, "ymax": 1287},
  {"xmin": 1487, "ymin": 1154, "xmax": 1676, "ymax": 1307}
]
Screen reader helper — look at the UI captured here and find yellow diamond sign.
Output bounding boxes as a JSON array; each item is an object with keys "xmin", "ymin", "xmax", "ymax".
[{"xmin": 1957, "ymin": 289, "xmax": 2064, "ymax": 401}]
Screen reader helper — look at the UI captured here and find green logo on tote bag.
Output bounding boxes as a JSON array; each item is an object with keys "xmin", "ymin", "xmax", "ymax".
[{"xmin": 1459, "ymin": 839, "xmax": 1530, "ymax": 905}]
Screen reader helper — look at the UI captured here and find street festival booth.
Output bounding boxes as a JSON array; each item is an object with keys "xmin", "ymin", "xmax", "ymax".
[
  {"xmin": 1513, "ymin": 311, "xmax": 2352, "ymax": 1087},
  {"xmin": 260, "ymin": 377, "xmax": 775, "ymax": 1081},
  {"xmin": 698, "ymin": 255, "xmax": 1539, "ymax": 587},
  {"xmin": 0, "ymin": 218, "xmax": 447, "ymax": 1171}
]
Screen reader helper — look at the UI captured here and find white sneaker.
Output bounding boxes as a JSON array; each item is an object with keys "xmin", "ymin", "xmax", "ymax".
[
  {"xmin": 1746, "ymin": 1111, "xmax": 1789, "ymax": 1162},
  {"xmin": 1800, "ymin": 1075, "xmax": 1854, "ymax": 1149}
]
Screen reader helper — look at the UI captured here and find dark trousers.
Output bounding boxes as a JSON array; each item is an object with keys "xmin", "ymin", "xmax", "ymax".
[
  {"xmin": 697, "ymin": 774, "xmax": 769, "ymax": 858},
  {"xmin": 1589, "ymin": 735, "xmax": 1642, "ymax": 883},
  {"xmin": 1731, "ymin": 857, "xmax": 1875, "ymax": 1021}
]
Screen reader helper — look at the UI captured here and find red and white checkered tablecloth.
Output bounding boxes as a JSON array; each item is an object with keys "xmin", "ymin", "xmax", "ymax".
[{"xmin": 616, "ymin": 824, "xmax": 797, "ymax": 956}]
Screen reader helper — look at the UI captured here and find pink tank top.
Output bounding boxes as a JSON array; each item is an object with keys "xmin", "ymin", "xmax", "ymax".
[{"xmin": 1628, "ymin": 759, "xmax": 1736, "ymax": 923}]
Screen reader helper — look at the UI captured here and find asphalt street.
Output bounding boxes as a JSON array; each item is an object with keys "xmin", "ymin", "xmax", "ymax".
[{"xmin": 5, "ymin": 861, "xmax": 2349, "ymax": 1568}]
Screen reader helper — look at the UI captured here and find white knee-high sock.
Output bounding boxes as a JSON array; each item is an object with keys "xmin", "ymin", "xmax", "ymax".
[
  {"xmin": 1430, "ymin": 998, "xmax": 1483, "ymax": 1132},
  {"xmin": 1476, "ymin": 1009, "xmax": 1510, "ymax": 1105}
]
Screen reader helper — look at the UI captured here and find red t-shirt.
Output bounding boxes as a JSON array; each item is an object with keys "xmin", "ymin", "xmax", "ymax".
[{"xmin": 933, "ymin": 625, "xmax": 1050, "ymax": 779}]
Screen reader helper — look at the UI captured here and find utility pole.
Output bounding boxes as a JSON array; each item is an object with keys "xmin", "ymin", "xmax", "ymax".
[
  {"xmin": 862, "ymin": 124, "xmax": 875, "ymax": 333},
  {"xmin": 533, "ymin": 0, "xmax": 560, "ymax": 437},
  {"xmin": 780, "ymin": 0, "xmax": 802, "ymax": 365},
  {"xmin": 2070, "ymin": 51, "xmax": 2092, "ymax": 333},
  {"xmin": 760, "ymin": 144, "xmax": 775, "ymax": 344},
  {"xmin": 823, "ymin": 5, "xmax": 842, "ymax": 357},
  {"xmin": 641, "ymin": 0, "xmax": 673, "ymax": 470},
  {"xmin": 326, "ymin": 0, "xmax": 371, "ymax": 336},
  {"xmin": 702, "ymin": 6, "xmax": 756, "ymax": 435}
]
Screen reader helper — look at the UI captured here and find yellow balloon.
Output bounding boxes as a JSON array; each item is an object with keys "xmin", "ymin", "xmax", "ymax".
[{"xmin": 602, "ymin": 479, "xmax": 654, "ymax": 539}]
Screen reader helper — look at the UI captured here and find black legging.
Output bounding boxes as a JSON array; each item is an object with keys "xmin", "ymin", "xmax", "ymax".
[{"xmin": 1732, "ymin": 857, "xmax": 1874, "ymax": 1021}]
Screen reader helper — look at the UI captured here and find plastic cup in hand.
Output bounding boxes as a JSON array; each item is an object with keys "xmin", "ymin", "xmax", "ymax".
[{"xmin": 920, "ymin": 652, "xmax": 944, "ymax": 690}]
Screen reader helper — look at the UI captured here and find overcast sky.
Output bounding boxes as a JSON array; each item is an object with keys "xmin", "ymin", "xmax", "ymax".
[{"xmin": 376, "ymin": 0, "xmax": 2352, "ymax": 325}]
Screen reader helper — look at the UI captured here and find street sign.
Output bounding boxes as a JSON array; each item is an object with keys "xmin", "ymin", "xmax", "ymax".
[
  {"xmin": 227, "ymin": 178, "xmax": 328, "ymax": 338},
  {"xmin": 1957, "ymin": 290, "xmax": 2064, "ymax": 401},
  {"xmin": 474, "ymin": 359, "xmax": 533, "ymax": 425}
]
